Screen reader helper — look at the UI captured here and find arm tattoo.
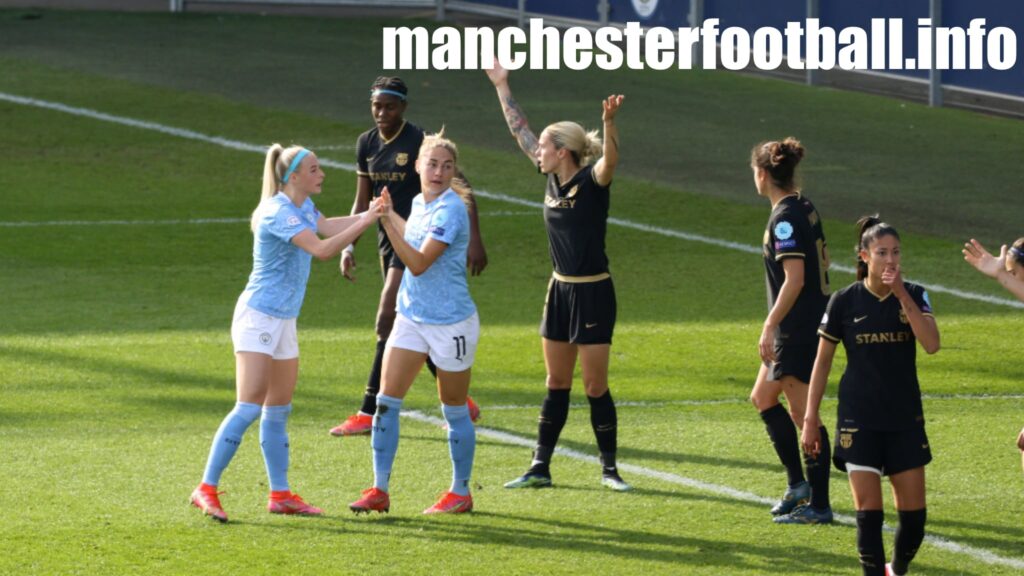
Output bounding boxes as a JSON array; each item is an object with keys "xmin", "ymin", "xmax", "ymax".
[{"xmin": 502, "ymin": 95, "xmax": 539, "ymax": 156}]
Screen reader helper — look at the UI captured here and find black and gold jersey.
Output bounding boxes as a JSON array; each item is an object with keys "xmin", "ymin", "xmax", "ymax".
[
  {"xmin": 356, "ymin": 120, "xmax": 424, "ymax": 220},
  {"xmin": 763, "ymin": 194, "xmax": 830, "ymax": 333},
  {"xmin": 819, "ymin": 281, "xmax": 935, "ymax": 430},
  {"xmin": 543, "ymin": 165, "xmax": 610, "ymax": 276}
]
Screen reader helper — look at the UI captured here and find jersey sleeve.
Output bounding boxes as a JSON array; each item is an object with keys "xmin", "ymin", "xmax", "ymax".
[
  {"xmin": 818, "ymin": 290, "xmax": 843, "ymax": 343},
  {"xmin": 356, "ymin": 133, "xmax": 369, "ymax": 177},
  {"xmin": 908, "ymin": 283, "xmax": 934, "ymax": 317},
  {"xmin": 770, "ymin": 208, "xmax": 809, "ymax": 261},
  {"xmin": 267, "ymin": 205, "xmax": 314, "ymax": 243},
  {"xmin": 426, "ymin": 199, "xmax": 464, "ymax": 245}
]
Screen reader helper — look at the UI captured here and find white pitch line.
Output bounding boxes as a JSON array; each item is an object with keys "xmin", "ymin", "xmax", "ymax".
[
  {"xmin": 402, "ymin": 410, "xmax": 1024, "ymax": 570},
  {"xmin": 0, "ymin": 217, "xmax": 248, "ymax": 227},
  {"xmin": 2, "ymin": 90, "xmax": 1021, "ymax": 312},
  {"xmin": 0, "ymin": 211, "xmax": 534, "ymax": 228},
  {"xmin": 483, "ymin": 393, "xmax": 1024, "ymax": 411}
]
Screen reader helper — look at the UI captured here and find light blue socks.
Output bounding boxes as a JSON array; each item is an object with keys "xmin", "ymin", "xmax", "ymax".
[
  {"xmin": 260, "ymin": 404, "xmax": 292, "ymax": 492},
  {"xmin": 443, "ymin": 403, "xmax": 476, "ymax": 496},
  {"xmin": 372, "ymin": 394, "xmax": 403, "ymax": 493},
  {"xmin": 201, "ymin": 401, "xmax": 261, "ymax": 487}
]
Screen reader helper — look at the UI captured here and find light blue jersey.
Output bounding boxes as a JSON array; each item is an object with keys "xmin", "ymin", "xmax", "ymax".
[
  {"xmin": 243, "ymin": 192, "xmax": 319, "ymax": 319},
  {"xmin": 397, "ymin": 188, "xmax": 476, "ymax": 325}
]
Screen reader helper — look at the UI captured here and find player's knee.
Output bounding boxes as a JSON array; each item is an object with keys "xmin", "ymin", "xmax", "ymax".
[
  {"xmin": 546, "ymin": 374, "xmax": 572, "ymax": 390},
  {"xmin": 583, "ymin": 379, "xmax": 608, "ymax": 397}
]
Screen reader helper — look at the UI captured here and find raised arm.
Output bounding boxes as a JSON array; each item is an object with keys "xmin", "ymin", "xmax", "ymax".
[
  {"xmin": 884, "ymin": 268, "xmax": 941, "ymax": 355},
  {"xmin": 378, "ymin": 188, "xmax": 446, "ymax": 276},
  {"xmin": 963, "ymin": 238, "xmax": 1024, "ymax": 302},
  {"xmin": 592, "ymin": 95, "xmax": 624, "ymax": 187},
  {"xmin": 485, "ymin": 63, "xmax": 539, "ymax": 164}
]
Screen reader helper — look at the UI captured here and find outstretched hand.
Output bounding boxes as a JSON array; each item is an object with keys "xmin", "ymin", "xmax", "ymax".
[
  {"xmin": 602, "ymin": 94, "xmax": 624, "ymax": 122},
  {"xmin": 963, "ymin": 238, "xmax": 1006, "ymax": 279},
  {"xmin": 485, "ymin": 61, "xmax": 508, "ymax": 86}
]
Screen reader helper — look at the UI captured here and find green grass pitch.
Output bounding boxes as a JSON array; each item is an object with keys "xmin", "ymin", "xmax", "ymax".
[{"xmin": 1, "ymin": 9, "xmax": 1022, "ymax": 575}]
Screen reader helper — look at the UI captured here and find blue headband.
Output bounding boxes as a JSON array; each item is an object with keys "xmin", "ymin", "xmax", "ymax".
[
  {"xmin": 371, "ymin": 88, "xmax": 407, "ymax": 100},
  {"xmin": 281, "ymin": 149, "xmax": 309, "ymax": 184}
]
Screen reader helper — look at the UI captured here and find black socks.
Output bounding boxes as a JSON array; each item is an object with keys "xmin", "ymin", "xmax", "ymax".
[
  {"xmin": 760, "ymin": 404, "xmax": 805, "ymax": 487},
  {"xmin": 359, "ymin": 340, "xmax": 388, "ymax": 415}
]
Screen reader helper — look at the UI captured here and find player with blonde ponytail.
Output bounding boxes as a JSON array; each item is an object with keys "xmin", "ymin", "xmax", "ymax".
[
  {"xmin": 486, "ymin": 63, "xmax": 631, "ymax": 492},
  {"xmin": 190, "ymin": 144, "xmax": 381, "ymax": 522}
]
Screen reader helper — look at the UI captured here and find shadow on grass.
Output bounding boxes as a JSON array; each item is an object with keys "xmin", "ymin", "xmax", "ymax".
[{"xmin": 254, "ymin": 509, "xmax": 981, "ymax": 575}]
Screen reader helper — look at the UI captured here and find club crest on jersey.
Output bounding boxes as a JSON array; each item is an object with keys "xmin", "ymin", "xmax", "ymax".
[
  {"xmin": 774, "ymin": 221, "xmax": 794, "ymax": 240},
  {"xmin": 286, "ymin": 216, "xmax": 301, "ymax": 227},
  {"xmin": 396, "ymin": 153, "xmax": 409, "ymax": 166},
  {"xmin": 566, "ymin": 185, "xmax": 579, "ymax": 198},
  {"xmin": 899, "ymin": 309, "xmax": 909, "ymax": 324}
]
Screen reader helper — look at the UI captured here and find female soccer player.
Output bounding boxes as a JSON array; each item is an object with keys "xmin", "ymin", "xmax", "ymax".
[
  {"xmin": 190, "ymin": 145, "xmax": 381, "ymax": 522},
  {"xmin": 963, "ymin": 236, "xmax": 1024, "ymax": 466},
  {"xmin": 348, "ymin": 131, "xmax": 480, "ymax": 515},
  {"xmin": 748, "ymin": 138, "xmax": 834, "ymax": 524},
  {"xmin": 803, "ymin": 216, "xmax": 940, "ymax": 576},
  {"xmin": 485, "ymin": 63, "xmax": 630, "ymax": 492},
  {"xmin": 330, "ymin": 76, "xmax": 487, "ymax": 437}
]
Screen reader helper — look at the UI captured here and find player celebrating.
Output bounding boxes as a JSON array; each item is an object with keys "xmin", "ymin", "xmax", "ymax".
[
  {"xmin": 191, "ymin": 145, "xmax": 381, "ymax": 522},
  {"xmin": 963, "ymin": 236, "xmax": 1024, "ymax": 468},
  {"xmin": 349, "ymin": 131, "xmax": 480, "ymax": 515},
  {"xmin": 485, "ymin": 63, "xmax": 630, "ymax": 492},
  {"xmin": 747, "ymin": 138, "xmax": 834, "ymax": 524},
  {"xmin": 330, "ymin": 76, "xmax": 487, "ymax": 437},
  {"xmin": 803, "ymin": 216, "xmax": 940, "ymax": 576}
]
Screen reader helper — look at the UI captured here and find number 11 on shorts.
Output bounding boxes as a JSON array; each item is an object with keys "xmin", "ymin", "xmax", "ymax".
[{"xmin": 453, "ymin": 335, "xmax": 466, "ymax": 361}]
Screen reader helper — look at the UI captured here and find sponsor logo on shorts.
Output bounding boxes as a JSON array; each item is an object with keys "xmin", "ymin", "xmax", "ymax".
[
  {"xmin": 585, "ymin": 322, "xmax": 598, "ymax": 329},
  {"xmin": 259, "ymin": 332, "xmax": 272, "ymax": 345}
]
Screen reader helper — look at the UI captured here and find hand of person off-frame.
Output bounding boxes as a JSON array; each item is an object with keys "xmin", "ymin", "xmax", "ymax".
[
  {"xmin": 801, "ymin": 420, "xmax": 821, "ymax": 457},
  {"xmin": 963, "ymin": 238, "xmax": 1006, "ymax": 279}
]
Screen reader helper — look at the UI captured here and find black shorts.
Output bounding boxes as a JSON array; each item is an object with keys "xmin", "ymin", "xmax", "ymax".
[
  {"xmin": 540, "ymin": 276, "xmax": 616, "ymax": 345},
  {"xmin": 769, "ymin": 327, "xmax": 817, "ymax": 383},
  {"xmin": 377, "ymin": 230, "xmax": 406, "ymax": 277},
  {"xmin": 833, "ymin": 424, "xmax": 932, "ymax": 476}
]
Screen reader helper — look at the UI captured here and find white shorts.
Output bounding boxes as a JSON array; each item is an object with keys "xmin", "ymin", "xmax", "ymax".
[
  {"xmin": 231, "ymin": 295, "xmax": 299, "ymax": 360},
  {"xmin": 387, "ymin": 312, "xmax": 479, "ymax": 372}
]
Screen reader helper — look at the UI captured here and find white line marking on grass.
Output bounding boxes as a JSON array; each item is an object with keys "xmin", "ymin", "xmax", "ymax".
[
  {"xmin": 402, "ymin": 410, "xmax": 1024, "ymax": 570},
  {"xmin": 0, "ymin": 217, "xmax": 248, "ymax": 227},
  {"xmin": 4, "ymin": 92, "xmax": 1021, "ymax": 310},
  {"xmin": 0, "ymin": 211, "xmax": 530, "ymax": 227},
  {"xmin": 484, "ymin": 393, "xmax": 1024, "ymax": 411}
]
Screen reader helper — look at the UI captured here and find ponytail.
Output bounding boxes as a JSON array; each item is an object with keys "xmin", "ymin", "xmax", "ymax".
[
  {"xmin": 855, "ymin": 214, "xmax": 900, "ymax": 280},
  {"xmin": 252, "ymin": 144, "xmax": 305, "ymax": 233}
]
